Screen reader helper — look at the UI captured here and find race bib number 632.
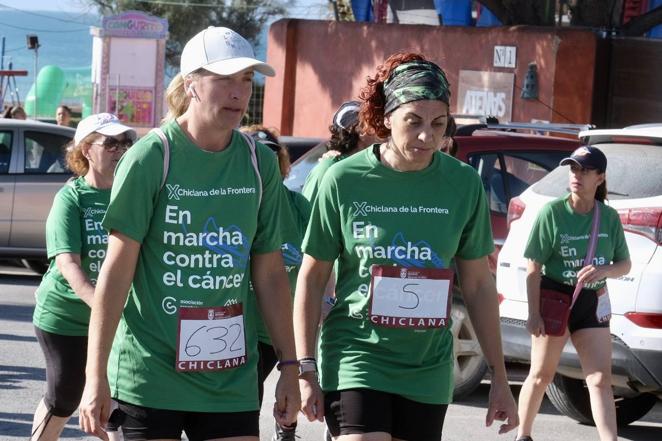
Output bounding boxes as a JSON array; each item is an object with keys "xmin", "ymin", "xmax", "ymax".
[
  {"xmin": 369, "ymin": 265, "xmax": 454, "ymax": 329},
  {"xmin": 176, "ymin": 304, "xmax": 247, "ymax": 372}
]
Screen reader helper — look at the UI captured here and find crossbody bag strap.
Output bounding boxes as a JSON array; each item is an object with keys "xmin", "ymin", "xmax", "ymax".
[
  {"xmin": 570, "ymin": 202, "xmax": 601, "ymax": 308},
  {"xmin": 149, "ymin": 127, "xmax": 170, "ymax": 191},
  {"xmin": 237, "ymin": 130, "xmax": 262, "ymax": 207}
]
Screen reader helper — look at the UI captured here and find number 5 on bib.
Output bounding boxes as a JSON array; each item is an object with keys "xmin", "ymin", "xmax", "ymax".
[{"xmin": 369, "ymin": 266, "xmax": 454, "ymax": 329}]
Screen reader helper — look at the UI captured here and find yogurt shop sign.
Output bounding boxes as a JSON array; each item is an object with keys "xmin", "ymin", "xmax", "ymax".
[
  {"xmin": 102, "ymin": 11, "xmax": 168, "ymax": 39},
  {"xmin": 457, "ymin": 70, "xmax": 514, "ymax": 122}
]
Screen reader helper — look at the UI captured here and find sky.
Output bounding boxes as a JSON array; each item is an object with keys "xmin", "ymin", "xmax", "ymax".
[
  {"xmin": 0, "ymin": 0, "xmax": 331, "ymax": 18},
  {"xmin": 0, "ymin": 1, "xmax": 87, "ymax": 12}
]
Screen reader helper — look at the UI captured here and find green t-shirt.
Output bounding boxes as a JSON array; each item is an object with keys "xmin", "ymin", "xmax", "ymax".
[
  {"xmin": 252, "ymin": 187, "xmax": 311, "ymax": 344},
  {"xmin": 302, "ymin": 147, "xmax": 494, "ymax": 404},
  {"xmin": 33, "ymin": 177, "xmax": 110, "ymax": 336},
  {"xmin": 524, "ymin": 195, "xmax": 629, "ymax": 290},
  {"xmin": 302, "ymin": 155, "xmax": 344, "ymax": 202},
  {"xmin": 102, "ymin": 121, "xmax": 283, "ymax": 412}
]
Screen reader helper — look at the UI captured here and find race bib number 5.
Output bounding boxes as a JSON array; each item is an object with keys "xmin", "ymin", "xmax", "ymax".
[
  {"xmin": 369, "ymin": 266, "xmax": 454, "ymax": 329},
  {"xmin": 176, "ymin": 304, "xmax": 247, "ymax": 372}
]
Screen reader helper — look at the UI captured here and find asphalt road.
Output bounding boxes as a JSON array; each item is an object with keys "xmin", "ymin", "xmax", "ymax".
[{"xmin": 1, "ymin": 264, "xmax": 661, "ymax": 441}]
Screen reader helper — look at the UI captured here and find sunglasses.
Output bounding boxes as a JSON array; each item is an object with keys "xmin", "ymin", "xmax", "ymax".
[{"xmin": 90, "ymin": 138, "xmax": 133, "ymax": 152}]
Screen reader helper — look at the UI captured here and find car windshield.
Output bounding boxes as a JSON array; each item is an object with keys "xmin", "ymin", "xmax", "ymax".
[
  {"xmin": 531, "ymin": 144, "xmax": 662, "ymax": 199},
  {"xmin": 284, "ymin": 143, "xmax": 326, "ymax": 192}
]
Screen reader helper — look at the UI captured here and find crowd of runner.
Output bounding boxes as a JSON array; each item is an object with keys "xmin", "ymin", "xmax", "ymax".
[{"xmin": 28, "ymin": 25, "xmax": 626, "ymax": 441}]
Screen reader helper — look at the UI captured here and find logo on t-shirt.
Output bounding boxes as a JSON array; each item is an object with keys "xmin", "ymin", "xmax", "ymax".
[
  {"xmin": 167, "ymin": 184, "xmax": 181, "ymax": 200},
  {"xmin": 352, "ymin": 201, "xmax": 450, "ymax": 217},
  {"xmin": 83, "ymin": 207, "xmax": 106, "ymax": 218},
  {"xmin": 353, "ymin": 201, "xmax": 368, "ymax": 216},
  {"xmin": 352, "ymin": 201, "xmax": 399, "ymax": 216},
  {"xmin": 166, "ymin": 184, "xmax": 256, "ymax": 201}
]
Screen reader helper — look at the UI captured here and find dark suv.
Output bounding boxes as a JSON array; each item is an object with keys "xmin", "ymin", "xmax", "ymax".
[{"xmin": 284, "ymin": 121, "xmax": 584, "ymax": 398}]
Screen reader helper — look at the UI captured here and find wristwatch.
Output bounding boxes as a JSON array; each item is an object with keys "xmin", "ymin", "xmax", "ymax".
[{"xmin": 298, "ymin": 359, "xmax": 318, "ymax": 377}]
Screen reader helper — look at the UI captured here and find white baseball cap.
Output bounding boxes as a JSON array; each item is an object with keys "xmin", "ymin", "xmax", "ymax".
[
  {"xmin": 180, "ymin": 27, "xmax": 275, "ymax": 77},
  {"xmin": 74, "ymin": 113, "xmax": 137, "ymax": 145}
]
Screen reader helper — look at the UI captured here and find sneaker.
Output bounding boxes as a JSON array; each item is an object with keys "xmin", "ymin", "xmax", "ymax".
[
  {"xmin": 516, "ymin": 437, "xmax": 533, "ymax": 441},
  {"xmin": 272, "ymin": 423, "xmax": 297, "ymax": 441}
]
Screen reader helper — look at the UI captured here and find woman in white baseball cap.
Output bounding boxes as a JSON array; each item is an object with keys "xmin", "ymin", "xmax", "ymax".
[
  {"xmin": 30, "ymin": 113, "xmax": 134, "ymax": 441},
  {"xmin": 79, "ymin": 27, "xmax": 299, "ymax": 441}
]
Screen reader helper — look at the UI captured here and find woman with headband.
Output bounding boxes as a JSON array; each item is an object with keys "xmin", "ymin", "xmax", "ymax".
[{"xmin": 293, "ymin": 52, "xmax": 518, "ymax": 440}]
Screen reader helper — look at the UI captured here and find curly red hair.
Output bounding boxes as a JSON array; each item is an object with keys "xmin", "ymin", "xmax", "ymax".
[{"xmin": 359, "ymin": 52, "xmax": 427, "ymax": 139}]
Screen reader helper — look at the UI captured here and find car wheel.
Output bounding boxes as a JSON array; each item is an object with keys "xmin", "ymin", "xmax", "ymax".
[
  {"xmin": 21, "ymin": 259, "xmax": 48, "ymax": 275},
  {"xmin": 546, "ymin": 374, "xmax": 657, "ymax": 426},
  {"xmin": 451, "ymin": 299, "xmax": 487, "ymax": 399}
]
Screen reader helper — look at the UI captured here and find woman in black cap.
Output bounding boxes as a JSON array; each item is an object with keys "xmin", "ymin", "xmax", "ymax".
[
  {"xmin": 302, "ymin": 100, "xmax": 376, "ymax": 203},
  {"xmin": 516, "ymin": 146, "xmax": 631, "ymax": 441}
]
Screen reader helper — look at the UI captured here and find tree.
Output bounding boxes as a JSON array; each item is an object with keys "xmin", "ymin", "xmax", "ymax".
[{"xmin": 86, "ymin": 0, "xmax": 287, "ymax": 71}]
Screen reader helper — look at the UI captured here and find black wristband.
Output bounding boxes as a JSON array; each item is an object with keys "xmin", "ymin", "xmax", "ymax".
[{"xmin": 276, "ymin": 360, "xmax": 299, "ymax": 371}]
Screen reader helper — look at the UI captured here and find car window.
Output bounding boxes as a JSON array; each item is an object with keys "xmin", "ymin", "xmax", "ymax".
[
  {"xmin": 24, "ymin": 130, "xmax": 70, "ymax": 174},
  {"xmin": 532, "ymin": 144, "xmax": 662, "ymax": 200},
  {"xmin": 469, "ymin": 150, "xmax": 571, "ymax": 214},
  {"xmin": 469, "ymin": 153, "xmax": 507, "ymax": 213},
  {"xmin": 0, "ymin": 130, "xmax": 12, "ymax": 174},
  {"xmin": 495, "ymin": 155, "xmax": 547, "ymax": 186}
]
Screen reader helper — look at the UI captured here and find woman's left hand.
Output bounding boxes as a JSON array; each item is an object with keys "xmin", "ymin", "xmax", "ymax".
[
  {"xmin": 576, "ymin": 265, "xmax": 608, "ymax": 285},
  {"xmin": 485, "ymin": 376, "xmax": 519, "ymax": 434},
  {"xmin": 273, "ymin": 366, "xmax": 301, "ymax": 427}
]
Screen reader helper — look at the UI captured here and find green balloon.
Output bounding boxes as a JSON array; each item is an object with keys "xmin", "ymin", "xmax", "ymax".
[{"xmin": 25, "ymin": 65, "xmax": 65, "ymax": 118}]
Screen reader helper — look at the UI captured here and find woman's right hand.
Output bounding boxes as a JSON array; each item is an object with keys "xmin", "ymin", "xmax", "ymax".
[
  {"xmin": 527, "ymin": 313, "xmax": 546, "ymax": 337},
  {"xmin": 299, "ymin": 373, "xmax": 325, "ymax": 422},
  {"xmin": 79, "ymin": 376, "xmax": 112, "ymax": 440}
]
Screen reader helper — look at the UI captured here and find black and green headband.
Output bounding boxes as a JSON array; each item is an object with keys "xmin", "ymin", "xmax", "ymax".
[{"xmin": 383, "ymin": 60, "xmax": 451, "ymax": 115}]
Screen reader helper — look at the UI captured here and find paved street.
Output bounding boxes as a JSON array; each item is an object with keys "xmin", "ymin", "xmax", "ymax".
[{"xmin": 1, "ymin": 264, "xmax": 661, "ymax": 441}]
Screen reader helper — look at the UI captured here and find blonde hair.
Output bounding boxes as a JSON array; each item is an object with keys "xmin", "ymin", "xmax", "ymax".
[
  {"xmin": 65, "ymin": 133, "xmax": 100, "ymax": 176},
  {"xmin": 163, "ymin": 73, "xmax": 190, "ymax": 122}
]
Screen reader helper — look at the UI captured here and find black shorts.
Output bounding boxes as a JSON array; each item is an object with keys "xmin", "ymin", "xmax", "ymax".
[
  {"xmin": 324, "ymin": 388, "xmax": 448, "ymax": 440},
  {"xmin": 34, "ymin": 326, "xmax": 87, "ymax": 417},
  {"xmin": 112, "ymin": 400, "xmax": 259, "ymax": 441},
  {"xmin": 541, "ymin": 276, "xmax": 610, "ymax": 333}
]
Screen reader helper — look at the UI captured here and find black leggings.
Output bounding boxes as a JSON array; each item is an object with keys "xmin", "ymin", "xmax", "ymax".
[{"xmin": 34, "ymin": 327, "xmax": 87, "ymax": 417}]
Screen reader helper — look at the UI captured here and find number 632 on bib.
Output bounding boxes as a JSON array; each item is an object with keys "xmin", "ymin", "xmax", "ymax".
[{"xmin": 176, "ymin": 304, "xmax": 247, "ymax": 372}]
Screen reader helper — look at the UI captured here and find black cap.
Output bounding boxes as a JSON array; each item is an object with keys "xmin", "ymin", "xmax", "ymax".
[
  {"xmin": 559, "ymin": 146, "xmax": 607, "ymax": 173},
  {"xmin": 249, "ymin": 130, "xmax": 280, "ymax": 152},
  {"xmin": 332, "ymin": 100, "xmax": 360, "ymax": 131}
]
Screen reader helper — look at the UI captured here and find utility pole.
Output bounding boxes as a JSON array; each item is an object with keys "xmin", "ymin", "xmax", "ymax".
[{"xmin": 27, "ymin": 34, "xmax": 40, "ymax": 118}]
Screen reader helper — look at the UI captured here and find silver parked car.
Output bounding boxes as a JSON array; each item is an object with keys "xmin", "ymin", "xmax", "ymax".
[
  {"xmin": 0, "ymin": 126, "xmax": 320, "ymax": 274},
  {"xmin": 0, "ymin": 119, "xmax": 75, "ymax": 273}
]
